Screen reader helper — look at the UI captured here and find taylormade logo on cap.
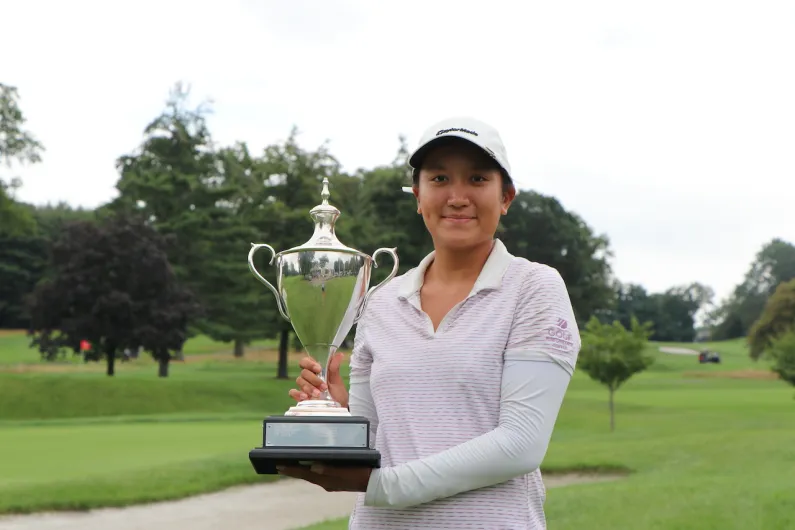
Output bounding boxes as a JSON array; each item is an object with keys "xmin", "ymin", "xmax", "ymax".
[
  {"xmin": 436, "ymin": 127, "xmax": 478, "ymax": 137},
  {"xmin": 408, "ymin": 116, "xmax": 512, "ymax": 177}
]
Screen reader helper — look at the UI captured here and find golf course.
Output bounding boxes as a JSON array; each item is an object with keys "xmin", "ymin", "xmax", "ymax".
[{"xmin": 0, "ymin": 330, "xmax": 792, "ymax": 530}]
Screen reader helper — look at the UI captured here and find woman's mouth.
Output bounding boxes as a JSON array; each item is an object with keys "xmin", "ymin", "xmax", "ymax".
[{"xmin": 442, "ymin": 216, "xmax": 475, "ymax": 224}]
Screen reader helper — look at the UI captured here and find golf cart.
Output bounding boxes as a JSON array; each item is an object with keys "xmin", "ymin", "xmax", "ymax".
[{"xmin": 698, "ymin": 350, "xmax": 721, "ymax": 364}]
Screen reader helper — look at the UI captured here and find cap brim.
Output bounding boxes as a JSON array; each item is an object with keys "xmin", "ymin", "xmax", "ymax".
[{"xmin": 408, "ymin": 134, "xmax": 491, "ymax": 170}]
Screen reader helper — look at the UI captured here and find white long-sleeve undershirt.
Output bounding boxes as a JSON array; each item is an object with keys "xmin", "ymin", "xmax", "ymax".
[{"xmin": 348, "ymin": 356, "xmax": 572, "ymax": 509}]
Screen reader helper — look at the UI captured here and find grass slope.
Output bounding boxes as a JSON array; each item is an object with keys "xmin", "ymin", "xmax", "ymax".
[
  {"xmin": 0, "ymin": 331, "xmax": 299, "ymax": 513},
  {"xmin": 0, "ymin": 330, "xmax": 278, "ymax": 366}
]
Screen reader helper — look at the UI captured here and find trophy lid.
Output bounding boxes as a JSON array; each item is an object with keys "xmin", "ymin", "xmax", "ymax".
[{"xmin": 280, "ymin": 178, "xmax": 364, "ymax": 256}]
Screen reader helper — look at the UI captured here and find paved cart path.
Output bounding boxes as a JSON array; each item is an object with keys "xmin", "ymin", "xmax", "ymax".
[{"xmin": 0, "ymin": 473, "xmax": 622, "ymax": 530}]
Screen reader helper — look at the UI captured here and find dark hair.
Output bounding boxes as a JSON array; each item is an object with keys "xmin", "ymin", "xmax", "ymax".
[{"xmin": 411, "ymin": 167, "xmax": 514, "ymax": 192}]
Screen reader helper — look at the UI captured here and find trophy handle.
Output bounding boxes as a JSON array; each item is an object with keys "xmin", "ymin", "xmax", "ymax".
[
  {"xmin": 354, "ymin": 247, "xmax": 399, "ymax": 323},
  {"xmin": 248, "ymin": 243, "xmax": 291, "ymax": 322}
]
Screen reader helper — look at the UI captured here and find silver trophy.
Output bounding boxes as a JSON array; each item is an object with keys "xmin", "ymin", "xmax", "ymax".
[{"xmin": 246, "ymin": 177, "xmax": 398, "ymax": 474}]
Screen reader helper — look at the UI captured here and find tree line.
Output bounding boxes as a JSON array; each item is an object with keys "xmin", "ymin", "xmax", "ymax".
[{"xmin": 1, "ymin": 82, "xmax": 793, "ymax": 384}]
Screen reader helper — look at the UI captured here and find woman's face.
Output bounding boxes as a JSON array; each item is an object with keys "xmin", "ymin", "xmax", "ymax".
[{"xmin": 413, "ymin": 140, "xmax": 515, "ymax": 251}]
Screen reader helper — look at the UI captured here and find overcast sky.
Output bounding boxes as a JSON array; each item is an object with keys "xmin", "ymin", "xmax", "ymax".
[{"xmin": 4, "ymin": 0, "xmax": 794, "ymax": 307}]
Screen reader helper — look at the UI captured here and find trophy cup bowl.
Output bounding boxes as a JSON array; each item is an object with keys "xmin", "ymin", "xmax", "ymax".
[{"xmin": 246, "ymin": 177, "xmax": 398, "ymax": 474}]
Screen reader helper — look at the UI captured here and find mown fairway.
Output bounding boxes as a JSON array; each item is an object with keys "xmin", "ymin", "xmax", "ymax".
[{"xmin": 1, "ymin": 332, "xmax": 793, "ymax": 529}]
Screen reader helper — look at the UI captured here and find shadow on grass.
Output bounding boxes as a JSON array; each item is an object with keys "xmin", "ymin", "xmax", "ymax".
[{"xmin": 541, "ymin": 464, "xmax": 634, "ymax": 477}]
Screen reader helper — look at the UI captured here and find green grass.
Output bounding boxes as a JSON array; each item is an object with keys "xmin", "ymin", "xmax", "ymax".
[
  {"xmin": 0, "ymin": 364, "xmax": 296, "ymax": 513},
  {"xmin": 297, "ymin": 338, "xmax": 795, "ymax": 530},
  {"xmin": 0, "ymin": 420, "xmax": 259, "ymax": 490},
  {"xmin": 0, "ymin": 330, "xmax": 302, "ymax": 513},
  {"xmin": 0, "ymin": 331, "xmax": 49, "ymax": 364},
  {"xmin": 300, "ymin": 519, "xmax": 349, "ymax": 530},
  {"xmin": 0, "ymin": 333, "xmax": 793, "ymax": 529}
]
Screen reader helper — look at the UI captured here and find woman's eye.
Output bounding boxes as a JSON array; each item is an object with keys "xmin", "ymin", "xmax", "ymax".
[
  {"xmin": 472, "ymin": 175, "xmax": 487, "ymax": 182},
  {"xmin": 431, "ymin": 175, "xmax": 448, "ymax": 182}
]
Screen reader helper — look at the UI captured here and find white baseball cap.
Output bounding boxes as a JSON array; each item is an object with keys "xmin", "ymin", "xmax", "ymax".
[{"xmin": 407, "ymin": 116, "xmax": 512, "ymax": 178}]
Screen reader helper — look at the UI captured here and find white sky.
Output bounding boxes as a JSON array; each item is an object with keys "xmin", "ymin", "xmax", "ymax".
[{"xmin": 4, "ymin": 0, "xmax": 794, "ymax": 307}]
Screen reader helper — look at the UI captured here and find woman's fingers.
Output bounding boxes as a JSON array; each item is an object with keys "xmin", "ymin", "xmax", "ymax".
[
  {"xmin": 300, "ymin": 368, "xmax": 327, "ymax": 391},
  {"xmin": 298, "ymin": 356, "xmax": 321, "ymax": 374},
  {"xmin": 288, "ymin": 388, "xmax": 309, "ymax": 402},
  {"xmin": 295, "ymin": 373, "xmax": 326, "ymax": 397},
  {"xmin": 291, "ymin": 356, "xmax": 330, "ymax": 400},
  {"xmin": 326, "ymin": 352, "xmax": 344, "ymax": 385}
]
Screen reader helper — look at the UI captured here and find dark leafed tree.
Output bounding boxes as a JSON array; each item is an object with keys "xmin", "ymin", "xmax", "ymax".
[
  {"xmin": 28, "ymin": 213, "xmax": 201, "ymax": 377},
  {"xmin": 499, "ymin": 191, "xmax": 614, "ymax": 325}
]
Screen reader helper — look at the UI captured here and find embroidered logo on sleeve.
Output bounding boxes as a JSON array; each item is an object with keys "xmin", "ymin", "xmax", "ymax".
[{"xmin": 546, "ymin": 318, "xmax": 575, "ymax": 353}]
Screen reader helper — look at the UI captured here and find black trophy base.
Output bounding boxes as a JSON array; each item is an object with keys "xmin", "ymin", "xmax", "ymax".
[{"xmin": 249, "ymin": 414, "xmax": 381, "ymax": 475}]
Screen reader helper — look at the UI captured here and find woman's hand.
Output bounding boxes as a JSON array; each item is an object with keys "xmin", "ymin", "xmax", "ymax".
[
  {"xmin": 276, "ymin": 463, "xmax": 371, "ymax": 493},
  {"xmin": 288, "ymin": 352, "xmax": 349, "ymax": 409}
]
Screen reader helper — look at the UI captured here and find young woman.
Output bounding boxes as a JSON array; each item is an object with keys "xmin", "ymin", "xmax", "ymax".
[{"xmin": 278, "ymin": 117, "xmax": 581, "ymax": 529}]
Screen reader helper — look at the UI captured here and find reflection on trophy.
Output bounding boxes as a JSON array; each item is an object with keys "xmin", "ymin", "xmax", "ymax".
[{"xmin": 247, "ymin": 177, "xmax": 398, "ymax": 474}]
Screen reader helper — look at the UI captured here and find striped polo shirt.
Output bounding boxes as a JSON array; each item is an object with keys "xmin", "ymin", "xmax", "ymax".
[{"xmin": 347, "ymin": 238, "xmax": 580, "ymax": 529}]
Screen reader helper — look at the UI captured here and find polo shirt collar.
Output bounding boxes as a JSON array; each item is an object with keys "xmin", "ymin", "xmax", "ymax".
[{"xmin": 397, "ymin": 239, "xmax": 514, "ymax": 300}]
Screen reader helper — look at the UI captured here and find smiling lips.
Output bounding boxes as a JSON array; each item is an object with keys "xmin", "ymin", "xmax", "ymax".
[{"xmin": 442, "ymin": 215, "xmax": 476, "ymax": 223}]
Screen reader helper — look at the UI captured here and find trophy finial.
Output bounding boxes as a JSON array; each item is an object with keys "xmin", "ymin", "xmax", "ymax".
[
  {"xmin": 320, "ymin": 177, "xmax": 330, "ymax": 205},
  {"xmin": 303, "ymin": 177, "xmax": 344, "ymax": 249}
]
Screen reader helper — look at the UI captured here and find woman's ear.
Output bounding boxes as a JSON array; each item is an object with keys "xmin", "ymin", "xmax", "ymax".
[
  {"xmin": 413, "ymin": 185, "xmax": 421, "ymax": 214},
  {"xmin": 501, "ymin": 186, "xmax": 516, "ymax": 215}
]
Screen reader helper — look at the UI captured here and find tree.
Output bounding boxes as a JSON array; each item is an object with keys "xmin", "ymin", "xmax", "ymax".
[
  {"xmin": 254, "ymin": 129, "xmax": 347, "ymax": 378},
  {"xmin": 351, "ymin": 138, "xmax": 434, "ymax": 281},
  {"xmin": 601, "ymin": 281, "xmax": 714, "ymax": 342},
  {"xmin": 112, "ymin": 83, "xmax": 273, "ymax": 360},
  {"xmin": 578, "ymin": 316, "xmax": 654, "ymax": 431},
  {"xmin": 27, "ymin": 213, "xmax": 200, "ymax": 377},
  {"xmin": 0, "ymin": 203, "xmax": 97, "ymax": 331},
  {"xmin": 0, "ymin": 83, "xmax": 43, "ymax": 237},
  {"xmin": 712, "ymin": 239, "xmax": 795, "ymax": 340},
  {"xmin": 0, "ymin": 83, "xmax": 44, "ymax": 168},
  {"xmin": 748, "ymin": 279, "xmax": 795, "ymax": 361},
  {"xmin": 0, "ymin": 183, "xmax": 35, "ymax": 237},
  {"xmin": 199, "ymin": 142, "xmax": 280, "ymax": 358},
  {"xmin": 32, "ymin": 202, "xmax": 96, "ymax": 240},
  {"xmin": 0, "ymin": 229, "xmax": 48, "ymax": 329},
  {"xmin": 499, "ymin": 191, "xmax": 614, "ymax": 324},
  {"xmin": 767, "ymin": 330, "xmax": 795, "ymax": 393},
  {"xmin": 649, "ymin": 282, "xmax": 714, "ymax": 342},
  {"xmin": 604, "ymin": 282, "xmax": 656, "ymax": 331}
]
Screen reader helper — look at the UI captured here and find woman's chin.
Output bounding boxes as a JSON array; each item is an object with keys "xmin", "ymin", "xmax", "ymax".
[{"xmin": 433, "ymin": 231, "xmax": 490, "ymax": 250}]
